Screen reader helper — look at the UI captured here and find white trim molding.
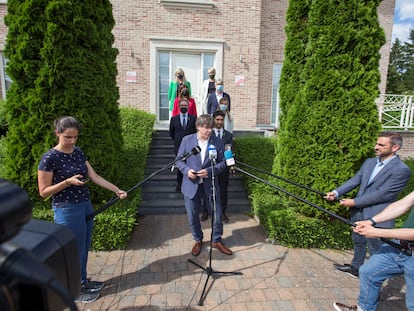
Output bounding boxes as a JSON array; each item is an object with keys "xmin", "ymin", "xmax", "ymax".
[
  {"xmin": 149, "ymin": 37, "xmax": 224, "ymax": 118},
  {"xmin": 160, "ymin": 0, "xmax": 215, "ymax": 9}
]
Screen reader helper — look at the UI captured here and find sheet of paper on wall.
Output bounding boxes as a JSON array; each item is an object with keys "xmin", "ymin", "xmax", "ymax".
[
  {"xmin": 235, "ymin": 75, "xmax": 245, "ymax": 86},
  {"xmin": 126, "ymin": 71, "xmax": 137, "ymax": 83}
]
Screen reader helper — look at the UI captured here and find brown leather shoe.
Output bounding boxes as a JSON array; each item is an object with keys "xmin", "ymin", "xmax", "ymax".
[
  {"xmin": 212, "ymin": 241, "xmax": 233, "ymax": 255},
  {"xmin": 191, "ymin": 241, "xmax": 202, "ymax": 256}
]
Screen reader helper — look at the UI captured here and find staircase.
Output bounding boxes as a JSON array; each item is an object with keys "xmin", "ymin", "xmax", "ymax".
[{"xmin": 138, "ymin": 130, "xmax": 252, "ymax": 215}]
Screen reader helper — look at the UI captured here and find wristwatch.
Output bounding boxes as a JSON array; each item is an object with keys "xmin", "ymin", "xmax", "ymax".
[{"xmin": 368, "ymin": 217, "xmax": 377, "ymax": 226}]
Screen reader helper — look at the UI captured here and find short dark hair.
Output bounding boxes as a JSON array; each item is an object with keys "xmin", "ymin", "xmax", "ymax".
[
  {"xmin": 213, "ymin": 110, "xmax": 225, "ymax": 119},
  {"xmin": 179, "ymin": 99, "xmax": 189, "ymax": 106},
  {"xmin": 379, "ymin": 131, "xmax": 403, "ymax": 148}
]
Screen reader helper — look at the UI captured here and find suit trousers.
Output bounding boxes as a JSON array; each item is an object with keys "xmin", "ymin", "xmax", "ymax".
[
  {"xmin": 183, "ymin": 184, "xmax": 223, "ymax": 243},
  {"xmin": 350, "ymin": 207, "xmax": 383, "ymax": 269},
  {"xmin": 217, "ymin": 169, "xmax": 229, "ymax": 214}
]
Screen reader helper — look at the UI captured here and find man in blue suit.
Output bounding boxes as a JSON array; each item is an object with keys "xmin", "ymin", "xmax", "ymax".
[
  {"xmin": 206, "ymin": 79, "xmax": 231, "ymax": 115},
  {"xmin": 325, "ymin": 131, "xmax": 411, "ymax": 278},
  {"xmin": 175, "ymin": 114, "xmax": 233, "ymax": 256}
]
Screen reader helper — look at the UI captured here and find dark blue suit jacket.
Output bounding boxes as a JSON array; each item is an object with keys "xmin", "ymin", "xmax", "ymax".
[
  {"xmin": 207, "ymin": 92, "xmax": 231, "ymax": 115},
  {"xmin": 175, "ymin": 133, "xmax": 226, "ymax": 199},
  {"xmin": 336, "ymin": 156, "xmax": 411, "ymax": 228},
  {"xmin": 169, "ymin": 114, "xmax": 197, "ymax": 154}
]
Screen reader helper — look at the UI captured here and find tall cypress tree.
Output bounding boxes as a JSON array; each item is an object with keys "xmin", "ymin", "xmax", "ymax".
[
  {"xmin": 275, "ymin": 0, "xmax": 384, "ymax": 217},
  {"xmin": 4, "ymin": 0, "xmax": 122, "ymax": 201},
  {"xmin": 278, "ymin": 0, "xmax": 310, "ymax": 119}
]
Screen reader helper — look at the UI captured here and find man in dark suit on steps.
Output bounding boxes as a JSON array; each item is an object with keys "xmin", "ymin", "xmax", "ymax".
[
  {"xmin": 169, "ymin": 99, "xmax": 197, "ymax": 192},
  {"xmin": 201, "ymin": 110, "xmax": 233, "ymax": 223}
]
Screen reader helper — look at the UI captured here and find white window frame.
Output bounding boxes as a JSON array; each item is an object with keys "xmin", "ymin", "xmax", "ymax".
[
  {"xmin": 149, "ymin": 37, "xmax": 224, "ymax": 120},
  {"xmin": 159, "ymin": 0, "xmax": 215, "ymax": 9}
]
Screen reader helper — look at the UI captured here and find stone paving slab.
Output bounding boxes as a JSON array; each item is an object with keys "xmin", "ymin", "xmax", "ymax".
[{"xmin": 75, "ymin": 214, "xmax": 407, "ymax": 311}]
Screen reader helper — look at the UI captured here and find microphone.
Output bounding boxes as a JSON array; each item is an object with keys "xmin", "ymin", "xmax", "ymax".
[
  {"xmin": 224, "ymin": 149, "xmax": 235, "ymax": 167},
  {"xmin": 224, "ymin": 149, "xmax": 236, "ymax": 175},
  {"xmin": 208, "ymin": 144, "xmax": 217, "ymax": 161},
  {"xmin": 180, "ymin": 146, "xmax": 201, "ymax": 161}
]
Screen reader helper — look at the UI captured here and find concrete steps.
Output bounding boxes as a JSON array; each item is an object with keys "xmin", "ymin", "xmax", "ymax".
[{"xmin": 138, "ymin": 130, "xmax": 252, "ymax": 215}]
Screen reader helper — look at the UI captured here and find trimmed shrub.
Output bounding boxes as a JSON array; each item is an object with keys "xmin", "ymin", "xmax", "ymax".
[{"xmin": 32, "ymin": 108, "xmax": 155, "ymax": 250}]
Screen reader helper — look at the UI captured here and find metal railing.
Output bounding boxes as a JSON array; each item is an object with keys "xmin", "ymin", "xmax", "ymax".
[{"xmin": 377, "ymin": 94, "xmax": 414, "ymax": 130}]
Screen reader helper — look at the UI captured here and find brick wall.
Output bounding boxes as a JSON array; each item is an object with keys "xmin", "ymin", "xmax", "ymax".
[
  {"xmin": 0, "ymin": 1, "xmax": 397, "ymax": 130},
  {"xmin": 399, "ymin": 131, "xmax": 414, "ymax": 160}
]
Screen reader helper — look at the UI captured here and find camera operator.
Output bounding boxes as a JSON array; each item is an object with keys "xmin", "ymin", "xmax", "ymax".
[{"xmin": 37, "ymin": 116, "xmax": 127, "ymax": 303}]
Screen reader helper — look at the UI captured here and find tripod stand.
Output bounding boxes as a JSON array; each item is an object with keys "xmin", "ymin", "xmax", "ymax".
[{"xmin": 187, "ymin": 157, "xmax": 242, "ymax": 306}]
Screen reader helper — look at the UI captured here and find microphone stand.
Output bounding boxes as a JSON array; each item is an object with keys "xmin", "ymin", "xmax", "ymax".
[
  {"xmin": 234, "ymin": 165, "xmax": 412, "ymax": 256},
  {"xmin": 86, "ymin": 148, "xmax": 200, "ymax": 221},
  {"xmin": 187, "ymin": 157, "xmax": 242, "ymax": 306},
  {"xmin": 237, "ymin": 160, "xmax": 333, "ymax": 199}
]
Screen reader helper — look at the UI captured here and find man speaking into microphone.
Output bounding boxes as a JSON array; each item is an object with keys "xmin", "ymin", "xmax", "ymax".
[{"xmin": 175, "ymin": 114, "xmax": 233, "ymax": 256}]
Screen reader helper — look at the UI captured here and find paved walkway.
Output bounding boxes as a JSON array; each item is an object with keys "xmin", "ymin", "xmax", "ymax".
[{"xmin": 76, "ymin": 214, "xmax": 407, "ymax": 311}]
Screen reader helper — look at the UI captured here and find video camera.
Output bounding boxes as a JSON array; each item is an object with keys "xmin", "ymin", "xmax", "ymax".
[{"xmin": 0, "ymin": 179, "xmax": 80, "ymax": 311}]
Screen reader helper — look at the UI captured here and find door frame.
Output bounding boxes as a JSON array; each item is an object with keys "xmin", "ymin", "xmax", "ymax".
[{"xmin": 150, "ymin": 37, "xmax": 224, "ymax": 123}]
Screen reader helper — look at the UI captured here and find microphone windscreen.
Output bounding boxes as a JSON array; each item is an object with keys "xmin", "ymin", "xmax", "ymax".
[
  {"xmin": 224, "ymin": 149, "xmax": 233, "ymax": 160},
  {"xmin": 192, "ymin": 146, "xmax": 201, "ymax": 155}
]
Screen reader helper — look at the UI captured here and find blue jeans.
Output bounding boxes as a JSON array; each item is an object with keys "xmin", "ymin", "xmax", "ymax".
[
  {"xmin": 53, "ymin": 200, "xmax": 94, "ymax": 284},
  {"xmin": 358, "ymin": 244, "xmax": 414, "ymax": 311},
  {"xmin": 350, "ymin": 208, "xmax": 382, "ymax": 268},
  {"xmin": 184, "ymin": 184, "xmax": 223, "ymax": 243}
]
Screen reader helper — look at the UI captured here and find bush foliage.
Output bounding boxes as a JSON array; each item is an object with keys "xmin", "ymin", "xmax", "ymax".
[
  {"xmin": 275, "ymin": 0, "xmax": 385, "ymax": 220},
  {"xmin": 31, "ymin": 108, "xmax": 155, "ymax": 250},
  {"xmin": 3, "ymin": 0, "xmax": 122, "ymax": 201}
]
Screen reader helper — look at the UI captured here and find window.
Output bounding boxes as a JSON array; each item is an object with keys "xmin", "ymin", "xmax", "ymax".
[
  {"xmin": 202, "ymin": 54, "xmax": 214, "ymax": 81},
  {"xmin": 0, "ymin": 53, "xmax": 11, "ymax": 100},
  {"xmin": 160, "ymin": 0, "xmax": 215, "ymax": 9},
  {"xmin": 271, "ymin": 63, "xmax": 283, "ymax": 127},
  {"xmin": 158, "ymin": 52, "xmax": 170, "ymax": 120}
]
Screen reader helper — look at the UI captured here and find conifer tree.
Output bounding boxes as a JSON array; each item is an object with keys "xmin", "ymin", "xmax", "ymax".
[
  {"xmin": 278, "ymin": 0, "xmax": 310, "ymax": 119},
  {"xmin": 4, "ymin": 0, "xmax": 122, "ymax": 200},
  {"xmin": 275, "ymin": 0, "xmax": 384, "ymax": 217}
]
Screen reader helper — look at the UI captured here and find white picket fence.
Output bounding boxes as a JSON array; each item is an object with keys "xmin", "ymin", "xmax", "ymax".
[{"xmin": 377, "ymin": 94, "xmax": 414, "ymax": 130}]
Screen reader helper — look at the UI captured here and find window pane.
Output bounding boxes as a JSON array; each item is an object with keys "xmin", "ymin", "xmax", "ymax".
[
  {"xmin": 158, "ymin": 52, "xmax": 170, "ymax": 120},
  {"xmin": 202, "ymin": 54, "xmax": 214, "ymax": 80},
  {"xmin": 159, "ymin": 52, "xmax": 169, "ymax": 66},
  {"xmin": 271, "ymin": 63, "xmax": 283, "ymax": 125}
]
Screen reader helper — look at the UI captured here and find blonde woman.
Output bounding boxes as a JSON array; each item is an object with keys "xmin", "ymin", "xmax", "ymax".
[{"xmin": 168, "ymin": 68, "xmax": 191, "ymax": 117}]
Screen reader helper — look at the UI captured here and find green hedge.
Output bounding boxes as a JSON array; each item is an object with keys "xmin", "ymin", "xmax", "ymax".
[
  {"xmin": 30, "ymin": 108, "xmax": 155, "ymax": 250},
  {"xmin": 234, "ymin": 135, "xmax": 414, "ymax": 250}
]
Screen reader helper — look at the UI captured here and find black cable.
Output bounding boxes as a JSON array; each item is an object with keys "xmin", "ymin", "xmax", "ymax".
[{"xmin": 86, "ymin": 146, "xmax": 201, "ymax": 220}]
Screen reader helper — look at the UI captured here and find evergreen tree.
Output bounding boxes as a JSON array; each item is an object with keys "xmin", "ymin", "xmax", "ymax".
[
  {"xmin": 386, "ymin": 39, "xmax": 406, "ymax": 94},
  {"xmin": 275, "ymin": 0, "xmax": 384, "ymax": 217},
  {"xmin": 278, "ymin": 0, "xmax": 310, "ymax": 119},
  {"xmin": 386, "ymin": 30, "xmax": 414, "ymax": 94},
  {"xmin": 4, "ymin": 0, "xmax": 123, "ymax": 201}
]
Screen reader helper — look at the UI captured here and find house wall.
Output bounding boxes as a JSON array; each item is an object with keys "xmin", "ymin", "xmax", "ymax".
[
  {"xmin": 0, "ymin": 0, "xmax": 397, "ymax": 130},
  {"xmin": 111, "ymin": 0, "xmax": 264, "ymax": 129}
]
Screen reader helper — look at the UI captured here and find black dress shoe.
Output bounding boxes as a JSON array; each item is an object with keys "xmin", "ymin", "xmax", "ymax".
[
  {"xmin": 334, "ymin": 263, "xmax": 359, "ymax": 278},
  {"xmin": 222, "ymin": 214, "xmax": 229, "ymax": 223}
]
